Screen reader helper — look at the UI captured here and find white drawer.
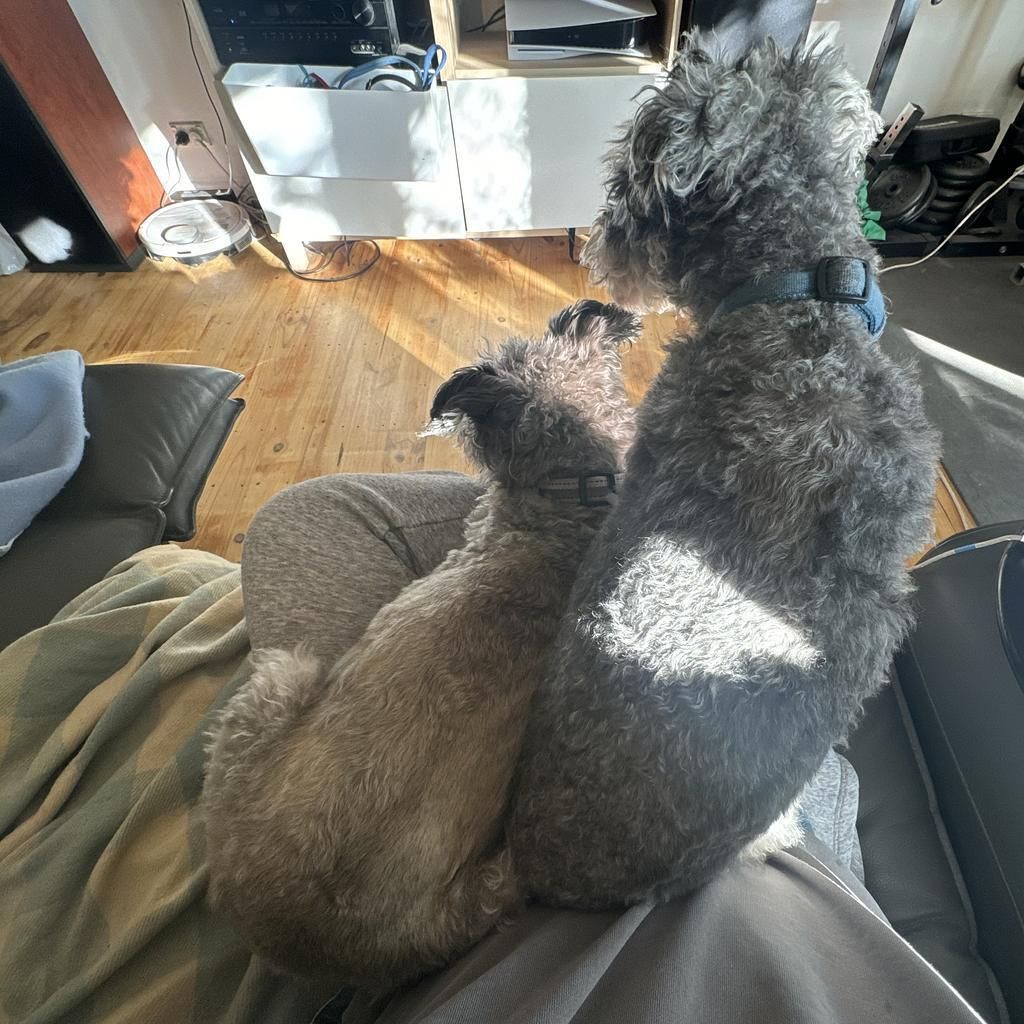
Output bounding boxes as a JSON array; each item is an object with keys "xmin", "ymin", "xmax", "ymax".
[
  {"xmin": 222, "ymin": 63, "xmax": 445, "ymax": 181},
  {"xmin": 240, "ymin": 86, "xmax": 467, "ymax": 239}
]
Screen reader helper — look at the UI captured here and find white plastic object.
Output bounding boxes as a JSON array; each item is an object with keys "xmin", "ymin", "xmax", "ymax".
[
  {"xmin": 0, "ymin": 222, "xmax": 27, "ymax": 274},
  {"xmin": 221, "ymin": 63, "xmax": 443, "ymax": 181},
  {"xmin": 137, "ymin": 199, "xmax": 253, "ymax": 265}
]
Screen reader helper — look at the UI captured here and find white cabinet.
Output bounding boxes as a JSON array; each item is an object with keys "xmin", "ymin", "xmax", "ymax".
[
  {"xmin": 197, "ymin": 0, "xmax": 680, "ymax": 241},
  {"xmin": 237, "ymin": 72, "xmax": 660, "ymax": 239},
  {"xmin": 240, "ymin": 80, "xmax": 467, "ymax": 239},
  {"xmin": 447, "ymin": 74, "xmax": 658, "ymax": 233}
]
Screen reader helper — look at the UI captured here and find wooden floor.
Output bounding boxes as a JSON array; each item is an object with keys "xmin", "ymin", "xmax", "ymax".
[{"xmin": 0, "ymin": 237, "xmax": 973, "ymax": 560}]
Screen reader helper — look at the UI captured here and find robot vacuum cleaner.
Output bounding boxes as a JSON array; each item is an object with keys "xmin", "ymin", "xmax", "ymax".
[{"xmin": 138, "ymin": 198, "xmax": 253, "ymax": 266}]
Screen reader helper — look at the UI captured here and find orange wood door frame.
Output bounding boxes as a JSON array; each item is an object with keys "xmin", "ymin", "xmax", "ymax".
[{"xmin": 0, "ymin": 0, "xmax": 163, "ymax": 260}]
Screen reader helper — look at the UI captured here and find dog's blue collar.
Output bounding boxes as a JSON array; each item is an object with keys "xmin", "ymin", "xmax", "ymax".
[{"xmin": 713, "ymin": 257, "xmax": 886, "ymax": 339}]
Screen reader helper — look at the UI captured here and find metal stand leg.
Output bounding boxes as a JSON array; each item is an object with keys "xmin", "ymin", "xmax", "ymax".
[{"xmin": 866, "ymin": 0, "xmax": 924, "ymax": 112}]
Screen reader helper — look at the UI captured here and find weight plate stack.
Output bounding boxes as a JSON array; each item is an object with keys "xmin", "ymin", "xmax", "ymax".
[
  {"xmin": 932, "ymin": 154, "xmax": 990, "ymax": 186},
  {"xmin": 934, "ymin": 182, "xmax": 976, "ymax": 202},
  {"xmin": 928, "ymin": 196, "xmax": 962, "ymax": 214},
  {"xmin": 904, "ymin": 155, "xmax": 993, "ymax": 234},
  {"xmin": 868, "ymin": 165, "xmax": 937, "ymax": 228}
]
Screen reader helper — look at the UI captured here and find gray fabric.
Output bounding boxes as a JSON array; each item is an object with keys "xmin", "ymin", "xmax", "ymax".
[
  {"xmin": 801, "ymin": 747, "xmax": 865, "ymax": 882},
  {"xmin": 242, "ymin": 471, "xmax": 481, "ymax": 664},
  {"xmin": 345, "ymin": 839, "xmax": 982, "ymax": 1024},
  {"xmin": 241, "ymin": 472, "xmax": 984, "ymax": 1024},
  {"xmin": 880, "ymin": 257, "xmax": 1024, "ymax": 525}
]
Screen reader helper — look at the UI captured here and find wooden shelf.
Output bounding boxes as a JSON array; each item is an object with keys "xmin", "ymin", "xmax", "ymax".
[
  {"xmin": 428, "ymin": 0, "xmax": 680, "ymax": 81},
  {"xmin": 452, "ymin": 30, "xmax": 663, "ymax": 80}
]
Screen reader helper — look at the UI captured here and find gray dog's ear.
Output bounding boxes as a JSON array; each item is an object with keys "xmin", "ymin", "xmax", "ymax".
[
  {"xmin": 428, "ymin": 364, "xmax": 528, "ymax": 429},
  {"xmin": 548, "ymin": 300, "xmax": 642, "ymax": 349}
]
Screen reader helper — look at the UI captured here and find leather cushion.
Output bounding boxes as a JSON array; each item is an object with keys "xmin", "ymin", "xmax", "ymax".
[
  {"xmin": 41, "ymin": 363, "xmax": 243, "ymax": 540},
  {"xmin": 894, "ymin": 520, "xmax": 1024, "ymax": 1024},
  {"xmin": 163, "ymin": 389, "xmax": 244, "ymax": 541},
  {"xmin": 848, "ymin": 681, "xmax": 1006, "ymax": 1023},
  {"xmin": 0, "ymin": 509, "xmax": 165, "ymax": 650}
]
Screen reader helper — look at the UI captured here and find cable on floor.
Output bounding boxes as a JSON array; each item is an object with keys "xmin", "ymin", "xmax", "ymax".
[
  {"xmin": 880, "ymin": 164, "xmax": 1024, "ymax": 275},
  {"xmin": 282, "ymin": 240, "xmax": 382, "ymax": 283}
]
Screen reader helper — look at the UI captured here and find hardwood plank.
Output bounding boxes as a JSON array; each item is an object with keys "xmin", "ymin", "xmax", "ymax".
[
  {"xmin": 0, "ymin": 0, "xmax": 163, "ymax": 259},
  {"xmin": 0, "ymin": 236, "xmax": 971, "ymax": 560}
]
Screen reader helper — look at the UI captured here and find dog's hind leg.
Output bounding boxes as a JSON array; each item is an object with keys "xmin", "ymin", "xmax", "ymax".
[
  {"xmin": 430, "ymin": 846, "xmax": 521, "ymax": 967},
  {"xmin": 204, "ymin": 646, "xmax": 328, "ymax": 785}
]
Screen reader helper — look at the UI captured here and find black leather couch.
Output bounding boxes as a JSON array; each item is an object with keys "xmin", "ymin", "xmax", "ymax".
[
  {"xmin": 849, "ymin": 523, "xmax": 1023, "ymax": 1024},
  {"xmin": 0, "ymin": 362, "xmax": 244, "ymax": 650}
]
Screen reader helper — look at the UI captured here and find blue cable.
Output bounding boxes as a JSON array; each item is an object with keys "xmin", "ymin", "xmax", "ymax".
[
  {"xmin": 331, "ymin": 45, "xmax": 448, "ymax": 92},
  {"xmin": 419, "ymin": 44, "xmax": 447, "ymax": 89}
]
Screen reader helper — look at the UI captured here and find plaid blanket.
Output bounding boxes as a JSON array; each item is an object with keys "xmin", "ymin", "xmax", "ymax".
[{"xmin": 0, "ymin": 547, "xmax": 333, "ymax": 1024}]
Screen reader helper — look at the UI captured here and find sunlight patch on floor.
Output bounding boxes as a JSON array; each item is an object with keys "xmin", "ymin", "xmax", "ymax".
[{"xmin": 905, "ymin": 329, "xmax": 1024, "ymax": 398}]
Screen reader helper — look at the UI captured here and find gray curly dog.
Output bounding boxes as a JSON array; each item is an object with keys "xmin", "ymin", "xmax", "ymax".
[
  {"xmin": 508, "ymin": 37, "xmax": 940, "ymax": 909},
  {"xmin": 201, "ymin": 300, "xmax": 639, "ymax": 990}
]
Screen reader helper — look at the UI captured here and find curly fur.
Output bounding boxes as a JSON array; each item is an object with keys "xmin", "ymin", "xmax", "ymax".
[
  {"xmin": 508, "ymin": 38, "xmax": 940, "ymax": 909},
  {"xmin": 201, "ymin": 300, "xmax": 640, "ymax": 990}
]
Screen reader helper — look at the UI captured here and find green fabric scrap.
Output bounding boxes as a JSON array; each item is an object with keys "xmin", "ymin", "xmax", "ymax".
[{"xmin": 858, "ymin": 180, "xmax": 886, "ymax": 240}]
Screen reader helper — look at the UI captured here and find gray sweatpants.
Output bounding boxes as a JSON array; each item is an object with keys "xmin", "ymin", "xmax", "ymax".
[{"xmin": 241, "ymin": 472, "xmax": 984, "ymax": 1024}]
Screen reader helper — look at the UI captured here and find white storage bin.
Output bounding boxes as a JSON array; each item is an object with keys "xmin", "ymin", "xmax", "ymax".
[{"xmin": 221, "ymin": 63, "xmax": 444, "ymax": 181}]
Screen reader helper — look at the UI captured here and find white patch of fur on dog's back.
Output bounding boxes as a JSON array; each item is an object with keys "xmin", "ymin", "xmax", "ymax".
[{"xmin": 597, "ymin": 537, "xmax": 822, "ymax": 683}]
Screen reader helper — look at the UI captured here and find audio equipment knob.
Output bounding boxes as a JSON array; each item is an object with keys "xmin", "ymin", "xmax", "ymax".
[{"xmin": 352, "ymin": 0, "xmax": 374, "ymax": 26}]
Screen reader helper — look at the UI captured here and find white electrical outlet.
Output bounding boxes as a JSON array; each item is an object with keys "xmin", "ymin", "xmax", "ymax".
[{"xmin": 169, "ymin": 120, "xmax": 212, "ymax": 146}]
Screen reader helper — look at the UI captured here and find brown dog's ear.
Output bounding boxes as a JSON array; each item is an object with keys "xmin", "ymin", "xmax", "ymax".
[
  {"xmin": 429, "ymin": 363, "xmax": 527, "ymax": 428},
  {"xmin": 548, "ymin": 300, "xmax": 642, "ymax": 349}
]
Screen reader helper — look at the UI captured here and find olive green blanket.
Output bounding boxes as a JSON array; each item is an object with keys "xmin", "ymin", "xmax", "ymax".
[{"xmin": 0, "ymin": 546, "xmax": 331, "ymax": 1024}]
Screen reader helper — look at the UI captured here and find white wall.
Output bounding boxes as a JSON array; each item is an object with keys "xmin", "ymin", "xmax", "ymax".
[
  {"xmin": 812, "ymin": 0, "xmax": 1023, "ymax": 135},
  {"xmin": 71, "ymin": 0, "xmax": 1023, "ymax": 194},
  {"xmin": 68, "ymin": 0, "xmax": 244, "ymax": 193}
]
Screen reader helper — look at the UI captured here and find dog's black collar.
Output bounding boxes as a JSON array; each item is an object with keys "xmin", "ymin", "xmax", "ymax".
[
  {"xmin": 537, "ymin": 473, "xmax": 619, "ymax": 508},
  {"xmin": 712, "ymin": 257, "xmax": 887, "ymax": 339}
]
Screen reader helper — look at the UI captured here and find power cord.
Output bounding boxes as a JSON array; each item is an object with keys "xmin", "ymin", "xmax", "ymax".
[
  {"xmin": 230, "ymin": 184, "xmax": 381, "ymax": 283},
  {"xmin": 181, "ymin": 0, "xmax": 234, "ymax": 194},
  {"xmin": 160, "ymin": 142, "xmax": 186, "ymax": 206},
  {"xmin": 197, "ymin": 138, "xmax": 237, "ymax": 193},
  {"xmin": 365, "ymin": 73, "xmax": 417, "ymax": 91},
  {"xmin": 880, "ymin": 163, "xmax": 1024, "ymax": 275},
  {"xmin": 467, "ymin": 5, "xmax": 505, "ymax": 32},
  {"xmin": 233, "ymin": 183, "xmax": 270, "ymax": 241},
  {"xmin": 913, "ymin": 530, "xmax": 1024, "ymax": 571},
  {"xmin": 283, "ymin": 240, "xmax": 382, "ymax": 283}
]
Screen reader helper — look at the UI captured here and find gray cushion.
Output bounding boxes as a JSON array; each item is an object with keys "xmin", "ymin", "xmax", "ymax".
[
  {"xmin": 0, "ymin": 363, "xmax": 243, "ymax": 649},
  {"xmin": 41, "ymin": 363, "xmax": 244, "ymax": 540},
  {"xmin": 893, "ymin": 521, "xmax": 1024, "ymax": 1024},
  {"xmin": 848, "ymin": 682, "xmax": 1006, "ymax": 1023},
  {"xmin": 0, "ymin": 509, "xmax": 166, "ymax": 650}
]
